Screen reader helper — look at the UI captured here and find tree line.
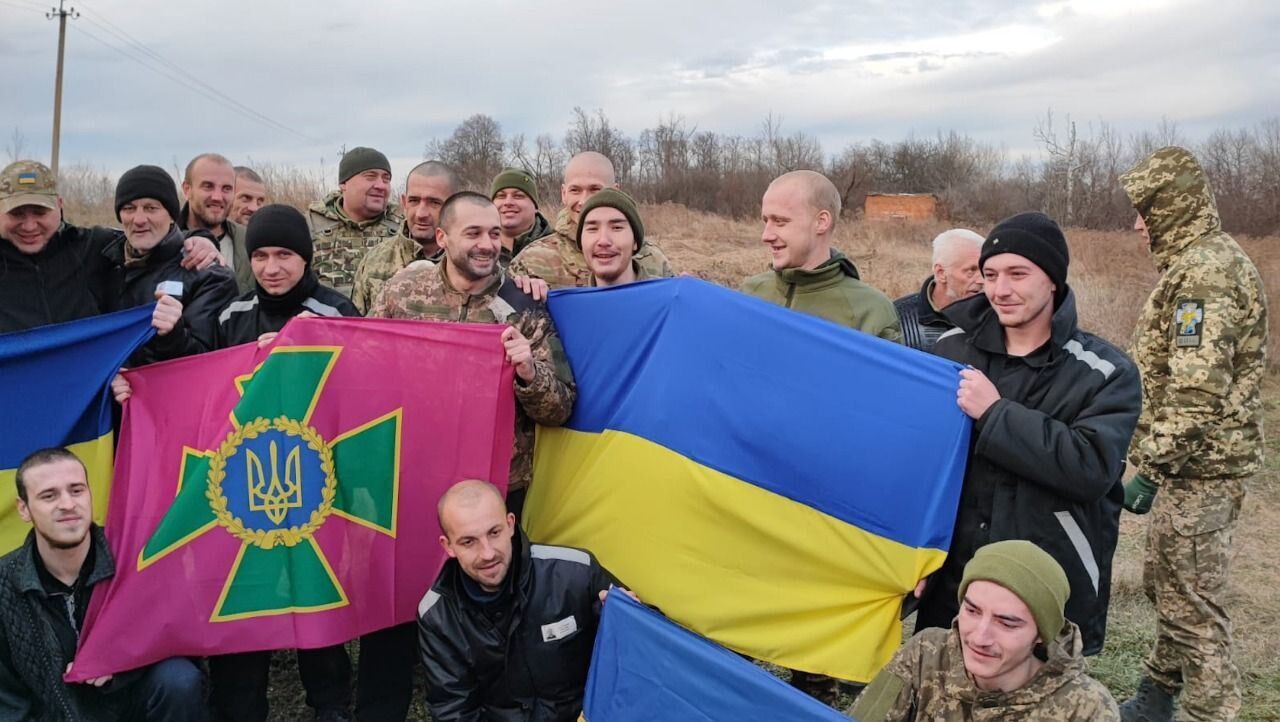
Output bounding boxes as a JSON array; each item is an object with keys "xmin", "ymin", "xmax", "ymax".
[{"xmin": 425, "ymin": 108, "xmax": 1280, "ymax": 236}]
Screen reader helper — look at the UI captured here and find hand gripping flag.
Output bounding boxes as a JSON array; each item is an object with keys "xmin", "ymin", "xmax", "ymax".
[
  {"xmin": 0, "ymin": 306, "xmax": 154, "ymax": 553},
  {"xmin": 70, "ymin": 317, "xmax": 515, "ymax": 679},
  {"xmin": 582, "ymin": 589, "xmax": 848, "ymax": 721},
  {"xmin": 526, "ymin": 278, "xmax": 970, "ymax": 683}
]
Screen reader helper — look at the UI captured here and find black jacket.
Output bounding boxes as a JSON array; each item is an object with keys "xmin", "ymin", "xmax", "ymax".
[
  {"xmin": 214, "ymin": 282, "xmax": 358, "ymax": 348},
  {"xmin": 100, "ymin": 225, "xmax": 238, "ymax": 366},
  {"xmin": 418, "ymin": 529, "xmax": 615, "ymax": 722},
  {"xmin": 0, "ymin": 526, "xmax": 141, "ymax": 721},
  {"xmin": 177, "ymin": 203, "xmax": 252, "ymax": 292},
  {"xmin": 916, "ymin": 289, "xmax": 1141, "ymax": 654},
  {"xmin": 893, "ymin": 276, "xmax": 955, "ymax": 354},
  {"xmin": 0, "ymin": 223, "xmax": 115, "ymax": 334}
]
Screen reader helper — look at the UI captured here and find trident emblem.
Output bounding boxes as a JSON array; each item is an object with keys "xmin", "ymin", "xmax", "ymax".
[{"xmin": 247, "ymin": 439, "xmax": 303, "ymax": 525}]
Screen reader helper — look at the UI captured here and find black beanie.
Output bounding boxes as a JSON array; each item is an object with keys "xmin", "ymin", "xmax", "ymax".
[
  {"xmin": 115, "ymin": 165, "xmax": 180, "ymax": 222},
  {"xmin": 246, "ymin": 204, "xmax": 313, "ymax": 263},
  {"xmin": 981, "ymin": 211, "xmax": 1070, "ymax": 305},
  {"xmin": 576, "ymin": 188, "xmax": 644, "ymax": 251},
  {"xmin": 338, "ymin": 147, "xmax": 391, "ymax": 183}
]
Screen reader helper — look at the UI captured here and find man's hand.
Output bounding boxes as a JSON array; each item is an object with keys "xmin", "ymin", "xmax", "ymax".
[
  {"xmin": 111, "ymin": 369, "xmax": 132, "ymax": 404},
  {"xmin": 256, "ymin": 332, "xmax": 279, "ymax": 348},
  {"xmin": 181, "ymin": 235, "xmax": 224, "ymax": 270},
  {"xmin": 913, "ymin": 578, "xmax": 927, "ymax": 599},
  {"xmin": 513, "ymin": 275, "xmax": 549, "ymax": 302},
  {"xmin": 501, "ymin": 325, "xmax": 536, "ymax": 383},
  {"xmin": 599, "ymin": 586, "xmax": 640, "ymax": 604},
  {"xmin": 1123, "ymin": 474, "xmax": 1159, "ymax": 514},
  {"xmin": 65, "ymin": 663, "xmax": 112, "ymax": 687},
  {"xmin": 152, "ymin": 292, "xmax": 184, "ymax": 336},
  {"xmin": 957, "ymin": 367, "xmax": 1000, "ymax": 419}
]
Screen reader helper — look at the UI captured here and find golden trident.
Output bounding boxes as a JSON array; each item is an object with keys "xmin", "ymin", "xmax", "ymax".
[{"xmin": 246, "ymin": 439, "xmax": 303, "ymax": 525}]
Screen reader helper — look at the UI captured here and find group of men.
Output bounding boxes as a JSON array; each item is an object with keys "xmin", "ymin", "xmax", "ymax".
[{"xmin": 0, "ymin": 140, "xmax": 1266, "ymax": 722}]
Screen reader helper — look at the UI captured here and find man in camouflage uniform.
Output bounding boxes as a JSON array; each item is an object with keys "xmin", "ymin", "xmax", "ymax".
[
  {"xmin": 509, "ymin": 151, "xmax": 672, "ymax": 287},
  {"xmin": 491, "ymin": 167, "xmax": 552, "ymax": 267},
  {"xmin": 364, "ymin": 191, "xmax": 576, "ymax": 720},
  {"xmin": 350, "ymin": 160, "xmax": 460, "ymax": 313},
  {"xmin": 1118, "ymin": 147, "xmax": 1268, "ymax": 722},
  {"xmin": 306, "ymin": 146, "xmax": 401, "ymax": 294},
  {"xmin": 852, "ymin": 541, "xmax": 1120, "ymax": 722}
]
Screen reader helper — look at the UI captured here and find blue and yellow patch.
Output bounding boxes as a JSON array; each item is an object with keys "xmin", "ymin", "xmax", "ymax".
[
  {"xmin": 16, "ymin": 172, "xmax": 37, "ymax": 185},
  {"xmin": 1174, "ymin": 299, "xmax": 1204, "ymax": 348}
]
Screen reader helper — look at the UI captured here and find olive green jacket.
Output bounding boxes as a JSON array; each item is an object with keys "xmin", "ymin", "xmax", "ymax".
[{"xmin": 739, "ymin": 250, "xmax": 902, "ymax": 342}]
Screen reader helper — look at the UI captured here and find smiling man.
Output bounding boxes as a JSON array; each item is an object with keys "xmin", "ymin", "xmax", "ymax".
[
  {"xmin": 307, "ymin": 146, "xmax": 402, "ymax": 295},
  {"xmin": 894, "ymin": 228, "xmax": 985, "ymax": 353},
  {"xmin": 490, "ymin": 167, "xmax": 550, "ymax": 266},
  {"xmin": 179, "ymin": 153, "xmax": 251, "ymax": 290},
  {"xmin": 851, "ymin": 541, "xmax": 1119, "ymax": 721},
  {"xmin": 0, "ymin": 448, "xmax": 205, "ymax": 721},
  {"xmin": 418, "ymin": 479, "xmax": 619, "ymax": 722},
  {"xmin": 740, "ymin": 170, "xmax": 901, "ymax": 342},
  {"xmin": 577, "ymin": 188, "xmax": 648, "ymax": 287},
  {"xmin": 350, "ymin": 160, "xmax": 461, "ymax": 314},
  {"xmin": 509, "ymin": 151, "xmax": 672, "ymax": 288},
  {"xmin": 915, "ymin": 211, "xmax": 1142, "ymax": 661}
]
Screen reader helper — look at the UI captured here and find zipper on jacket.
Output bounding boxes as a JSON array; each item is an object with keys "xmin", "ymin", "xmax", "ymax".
[
  {"xmin": 457, "ymin": 295, "xmax": 472, "ymax": 322},
  {"xmin": 784, "ymin": 282, "xmax": 796, "ymax": 309}
]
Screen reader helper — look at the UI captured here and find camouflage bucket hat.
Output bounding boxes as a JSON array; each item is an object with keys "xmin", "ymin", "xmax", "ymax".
[{"xmin": 0, "ymin": 160, "xmax": 58, "ymax": 214}]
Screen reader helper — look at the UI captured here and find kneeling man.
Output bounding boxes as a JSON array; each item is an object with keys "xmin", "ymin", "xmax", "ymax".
[
  {"xmin": 852, "ymin": 540, "xmax": 1119, "ymax": 721},
  {"xmin": 0, "ymin": 448, "xmax": 204, "ymax": 721},
  {"xmin": 418, "ymin": 480, "xmax": 625, "ymax": 722}
]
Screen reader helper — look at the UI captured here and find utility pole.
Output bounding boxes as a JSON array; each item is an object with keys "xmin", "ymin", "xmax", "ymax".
[{"xmin": 46, "ymin": 0, "xmax": 77, "ymax": 175}]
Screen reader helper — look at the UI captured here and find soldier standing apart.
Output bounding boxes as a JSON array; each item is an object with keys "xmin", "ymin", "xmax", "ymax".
[
  {"xmin": 893, "ymin": 228, "xmax": 984, "ymax": 353},
  {"xmin": 365, "ymin": 192, "xmax": 576, "ymax": 720},
  {"xmin": 307, "ymin": 146, "xmax": 401, "ymax": 295},
  {"xmin": 852, "ymin": 541, "xmax": 1120, "ymax": 722},
  {"xmin": 350, "ymin": 161, "xmax": 460, "ymax": 314},
  {"xmin": 1117, "ymin": 147, "xmax": 1268, "ymax": 722},
  {"xmin": 509, "ymin": 151, "xmax": 672, "ymax": 287}
]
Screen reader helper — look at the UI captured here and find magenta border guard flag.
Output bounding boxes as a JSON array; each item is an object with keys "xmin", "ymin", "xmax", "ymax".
[{"xmin": 69, "ymin": 317, "xmax": 515, "ymax": 680}]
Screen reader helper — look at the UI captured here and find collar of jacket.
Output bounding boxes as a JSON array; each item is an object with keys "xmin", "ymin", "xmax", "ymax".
[
  {"xmin": 916, "ymin": 275, "xmax": 946, "ymax": 322},
  {"xmin": 943, "ymin": 287, "xmax": 1080, "ymax": 365},
  {"xmin": 176, "ymin": 202, "xmax": 229, "ymax": 239},
  {"xmin": 319, "ymin": 190, "xmax": 393, "ymax": 229},
  {"xmin": 436, "ymin": 257, "xmax": 504, "ymax": 299},
  {"xmin": 513, "ymin": 212, "xmax": 551, "ymax": 258},
  {"xmin": 942, "ymin": 621, "xmax": 1088, "ymax": 707},
  {"xmin": 15, "ymin": 524, "xmax": 114, "ymax": 595},
  {"xmin": 104, "ymin": 224, "xmax": 186, "ymax": 268},
  {"xmin": 771, "ymin": 248, "xmax": 860, "ymax": 290},
  {"xmin": 394, "ymin": 221, "xmax": 430, "ymax": 261}
]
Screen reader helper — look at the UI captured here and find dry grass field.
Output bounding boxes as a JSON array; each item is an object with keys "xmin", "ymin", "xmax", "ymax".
[{"xmin": 59, "ymin": 190, "xmax": 1275, "ymax": 718}]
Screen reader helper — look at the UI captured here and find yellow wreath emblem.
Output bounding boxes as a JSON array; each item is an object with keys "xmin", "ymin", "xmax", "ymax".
[{"xmin": 206, "ymin": 416, "xmax": 338, "ymax": 550}]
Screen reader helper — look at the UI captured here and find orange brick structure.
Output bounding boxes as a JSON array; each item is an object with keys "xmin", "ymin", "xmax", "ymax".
[{"xmin": 864, "ymin": 193, "xmax": 939, "ymax": 221}]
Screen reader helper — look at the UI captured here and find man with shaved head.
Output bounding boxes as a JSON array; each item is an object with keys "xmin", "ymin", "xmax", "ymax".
[
  {"xmin": 509, "ymin": 151, "xmax": 673, "ymax": 288},
  {"xmin": 418, "ymin": 479, "xmax": 622, "ymax": 722},
  {"xmin": 350, "ymin": 160, "xmax": 461, "ymax": 313},
  {"xmin": 180, "ymin": 152, "xmax": 252, "ymax": 289},
  {"xmin": 894, "ymin": 228, "xmax": 985, "ymax": 353},
  {"xmin": 741, "ymin": 170, "xmax": 901, "ymax": 342}
]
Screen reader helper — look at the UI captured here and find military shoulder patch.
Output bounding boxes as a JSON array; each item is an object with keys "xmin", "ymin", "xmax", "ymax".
[{"xmin": 1173, "ymin": 299, "xmax": 1204, "ymax": 348}]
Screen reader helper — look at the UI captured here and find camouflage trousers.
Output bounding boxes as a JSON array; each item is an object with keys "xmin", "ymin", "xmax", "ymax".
[{"xmin": 1142, "ymin": 478, "xmax": 1246, "ymax": 722}]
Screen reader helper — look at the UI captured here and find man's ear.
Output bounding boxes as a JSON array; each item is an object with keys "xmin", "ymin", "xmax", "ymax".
[
  {"xmin": 16, "ymin": 498, "xmax": 30, "ymax": 524},
  {"xmin": 814, "ymin": 209, "xmax": 833, "ymax": 235},
  {"xmin": 438, "ymin": 534, "xmax": 456, "ymax": 559}
]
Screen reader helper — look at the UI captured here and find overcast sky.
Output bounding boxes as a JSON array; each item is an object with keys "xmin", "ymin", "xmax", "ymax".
[{"xmin": 2, "ymin": 0, "xmax": 1277, "ymax": 181}]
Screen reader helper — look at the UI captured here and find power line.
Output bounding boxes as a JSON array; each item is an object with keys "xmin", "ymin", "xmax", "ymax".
[
  {"xmin": 69, "ymin": 1, "xmax": 322, "ymax": 144},
  {"xmin": 0, "ymin": 0, "xmax": 45, "ymax": 15}
]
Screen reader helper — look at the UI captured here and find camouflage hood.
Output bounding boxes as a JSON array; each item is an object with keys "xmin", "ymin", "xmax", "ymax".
[{"xmin": 1120, "ymin": 146, "xmax": 1221, "ymax": 272}]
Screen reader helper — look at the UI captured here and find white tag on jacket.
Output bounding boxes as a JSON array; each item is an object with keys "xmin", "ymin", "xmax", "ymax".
[
  {"xmin": 156, "ymin": 280, "xmax": 185, "ymax": 298},
  {"xmin": 541, "ymin": 615, "xmax": 578, "ymax": 642}
]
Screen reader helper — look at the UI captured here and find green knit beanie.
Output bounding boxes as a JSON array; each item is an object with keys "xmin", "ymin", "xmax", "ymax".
[
  {"xmin": 576, "ymin": 188, "xmax": 643, "ymax": 250},
  {"xmin": 490, "ymin": 167, "xmax": 540, "ymax": 208},
  {"xmin": 338, "ymin": 147, "xmax": 391, "ymax": 183},
  {"xmin": 958, "ymin": 540, "xmax": 1069, "ymax": 644}
]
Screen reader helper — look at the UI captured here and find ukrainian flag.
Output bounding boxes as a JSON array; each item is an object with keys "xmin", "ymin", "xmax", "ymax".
[
  {"xmin": 0, "ymin": 306, "xmax": 154, "ymax": 553},
  {"xmin": 526, "ymin": 278, "xmax": 970, "ymax": 683}
]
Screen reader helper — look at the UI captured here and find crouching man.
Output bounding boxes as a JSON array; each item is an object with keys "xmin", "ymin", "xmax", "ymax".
[
  {"xmin": 0, "ymin": 448, "xmax": 205, "ymax": 721},
  {"xmin": 418, "ymin": 480, "xmax": 630, "ymax": 722},
  {"xmin": 851, "ymin": 540, "xmax": 1119, "ymax": 721}
]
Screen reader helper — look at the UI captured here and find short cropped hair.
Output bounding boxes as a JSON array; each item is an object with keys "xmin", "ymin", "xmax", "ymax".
[
  {"xmin": 438, "ymin": 191, "xmax": 494, "ymax": 233},
  {"xmin": 233, "ymin": 165, "xmax": 264, "ymax": 184},
  {"xmin": 408, "ymin": 161, "xmax": 461, "ymax": 196},
  {"xmin": 15, "ymin": 447, "xmax": 84, "ymax": 502},
  {"xmin": 183, "ymin": 152, "xmax": 234, "ymax": 184}
]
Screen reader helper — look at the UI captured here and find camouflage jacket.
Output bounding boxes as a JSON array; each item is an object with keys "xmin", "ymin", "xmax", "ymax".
[
  {"xmin": 351, "ymin": 221, "xmax": 431, "ymax": 314},
  {"xmin": 850, "ymin": 624, "xmax": 1119, "ymax": 722},
  {"xmin": 508, "ymin": 208, "xmax": 673, "ymax": 288},
  {"xmin": 1121, "ymin": 146, "xmax": 1268, "ymax": 484},
  {"xmin": 368, "ymin": 262, "xmax": 575, "ymax": 490},
  {"xmin": 306, "ymin": 191, "xmax": 402, "ymax": 293},
  {"xmin": 501, "ymin": 210, "xmax": 552, "ymax": 269}
]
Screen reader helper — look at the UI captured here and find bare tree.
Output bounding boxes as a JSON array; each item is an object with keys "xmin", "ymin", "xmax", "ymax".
[
  {"xmin": 425, "ymin": 114, "xmax": 506, "ymax": 190},
  {"xmin": 6, "ymin": 128, "xmax": 29, "ymax": 163}
]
